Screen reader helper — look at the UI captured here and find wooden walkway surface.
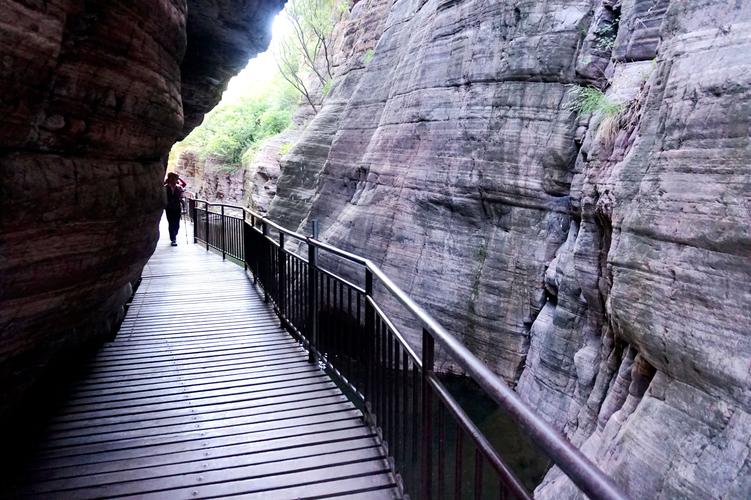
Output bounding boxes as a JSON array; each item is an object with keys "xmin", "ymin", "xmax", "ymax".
[{"xmin": 14, "ymin": 220, "xmax": 398, "ymax": 499}]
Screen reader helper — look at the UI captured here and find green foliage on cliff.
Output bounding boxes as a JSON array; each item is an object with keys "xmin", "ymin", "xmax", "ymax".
[
  {"xmin": 362, "ymin": 48, "xmax": 375, "ymax": 65},
  {"xmin": 566, "ymin": 86, "xmax": 622, "ymax": 118},
  {"xmin": 176, "ymin": 79, "xmax": 297, "ymax": 165},
  {"xmin": 279, "ymin": 142, "xmax": 294, "ymax": 156}
]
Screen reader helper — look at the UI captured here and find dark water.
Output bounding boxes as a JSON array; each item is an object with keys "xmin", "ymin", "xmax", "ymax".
[
  {"xmin": 439, "ymin": 375, "xmax": 552, "ymax": 496},
  {"xmin": 328, "ymin": 362, "xmax": 552, "ymax": 498}
]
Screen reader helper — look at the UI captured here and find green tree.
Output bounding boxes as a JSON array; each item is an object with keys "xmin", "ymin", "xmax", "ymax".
[
  {"xmin": 274, "ymin": 0, "xmax": 346, "ymax": 111},
  {"xmin": 178, "ymin": 78, "xmax": 297, "ymax": 165}
]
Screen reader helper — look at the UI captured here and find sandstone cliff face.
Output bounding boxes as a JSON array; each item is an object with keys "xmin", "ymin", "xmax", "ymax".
[
  {"xmin": 243, "ymin": 128, "xmax": 303, "ymax": 212},
  {"xmin": 192, "ymin": 154, "xmax": 247, "ymax": 202},
  {"xmin": 0, "ymin": 0, "xmax": 283, "ymax": 423},
  {"xmin": 267, "ymin": 0, "xmax": 751, "ymax": 496}
]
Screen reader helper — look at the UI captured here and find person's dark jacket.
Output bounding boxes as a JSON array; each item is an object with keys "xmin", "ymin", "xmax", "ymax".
[{"xmin": 164, "ymin": 185, "xmax": 184, "ymax": 212}]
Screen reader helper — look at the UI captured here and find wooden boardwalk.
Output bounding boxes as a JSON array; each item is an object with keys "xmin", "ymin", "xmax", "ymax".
[{"xmin": 14, "ymin": 220, "xmax": 398, "ymax": 499}]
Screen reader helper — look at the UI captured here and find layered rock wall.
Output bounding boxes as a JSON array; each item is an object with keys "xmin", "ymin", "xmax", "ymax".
[
  {"xmin": 267, "ymin": 0, "xmax": 751, "ymax": 496},
  {"xmin": 0, "ymin": 0, "xmax": 283, "ymax": 424}
]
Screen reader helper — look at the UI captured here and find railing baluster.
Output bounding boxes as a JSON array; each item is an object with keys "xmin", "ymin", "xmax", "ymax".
[
  {"xmin": 455, "ymin": 424, "xmax": 464, "ymax": 500},
  {"xmin": 307, "ymin": 222, "xmax": 318, "ymax": 363},
  {"xmin": 262, "ymin": 222, "xmax": 269, "ymax": 303},
  {"xmin": 278, "ymin": 232, "xmax": 286, "ymax": 326},
  {"xmin": 290, "ymin": 256, "xmax": 295, "ymax": 326},
  {"xmin": 373, "ymin": 314, "xmax": 380, "ymax": 421},
  {"xmin": 402, "ymin": 349, "xmax": 409, "ymax": 475},
  {"xmin": 382, "ymin": 321, "xmax": 388, "ymax": 444},
  {"xmin": 386, "ymin": 325, "xmax": 393, "ymax": 452},
  {"xmin": 364, "ymin": 270, "xmax": 374, "ymax": 406},
  {"xmin": 243, "ymin": 218, "xmax": 248, "ymax": 269},
  {"xmin": 320, "ymin": 272, "xmax": 326, "ymax": 355},
  {"xmin": 393, "ymin": 341, "xmax": 400, "ymax": 467},
  {"xmin": 338, "ymin": 283, "xmax": 344, "ymax": 374},
  {"xmin": 205, "ymin": 204, "xmax": 209, "ymax": 250},
  {"xmin": 327, "ymin": 277, "xmax": 339, "ymax": 365},
  {"xmin": 347, "ymin": 287, "xmax": 352, "ymax": 385},
  {"xmin": 356, "ymin": 292, "xmax": 361, "ymax": 356},
  {"xmin": 190, "ymin": 199, "xmax": 197, "ymax": 243},
  {"xmin": 220, "ymin": 205, "xmax": 225, "ymax": 259},
  {"xmin": 475, "ymin": 449, "xmax": 483, "ymax": 500},
  {"xmin": 438, "ymin": 401, "xmax": 445, "ymax": 499},
  {"xmin": 331, "ymin": 278, "xmax": 337, "ymax": 363},
  {"xmin": 422, "ymin": 328, "xmax": 435, "ymax": 499},
  {"xmin": 412, "ymin": 360, "xmax": 419, "ymax": 495},
  {"xmin": 251, "ymin": 216, "xmax": 258, "ymax": 283}
]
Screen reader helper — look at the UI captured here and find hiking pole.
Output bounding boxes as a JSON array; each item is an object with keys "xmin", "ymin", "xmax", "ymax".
[{"xmin": 182, "ymin": 208, "xmax": 189, "ymax": 245}]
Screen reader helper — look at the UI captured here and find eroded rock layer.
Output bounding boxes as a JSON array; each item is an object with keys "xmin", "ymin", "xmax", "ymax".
[
  {"xmin": 0, "ymin": 0, "xmax": 283, "ymax": 423},
  {"xmin": 268, "ymin": 0, "xmax": 751, "ymax": 497}
]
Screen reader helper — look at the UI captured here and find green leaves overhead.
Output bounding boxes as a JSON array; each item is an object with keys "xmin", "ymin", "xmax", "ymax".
[{"xmin": 178, "ymin": 82, "xmax": 297, "ymax": 165}]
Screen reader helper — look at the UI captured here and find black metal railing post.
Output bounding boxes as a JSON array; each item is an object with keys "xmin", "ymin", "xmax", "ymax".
[
  {"xmin": 242, "ymin": 210, "xmax": 247, "ymax": 270},
  {"xmin": 278, "ymin": 232, "xmax": 286, "ymax": 327},
  {"xmin": 262, "ymin": 220, "xmax": 269, "ymax": 303},
  {"xmin": 204, "ymin": 202, "xmax": 209, "ymax": 251},
  {"xmin": 221, "ymin": 205, "xmax": 226, "ymax": 259},
  {"xmin": 421, "ymin": 328, "xmax": 435, "ymax": 499},
  {"xmin": 189, "ymin": 199, "xmax": 197, "ymax": 243},
  {"xmin": 364, "ymin": 268, "xmax": 374, "ymax": 408},
  {"xmin": 251, "ymin": 215, "xmax": 258, "ymax": 284},
  {"xmin": 307, "ymin": 220, "xmax": 319, "ymax": 364}
]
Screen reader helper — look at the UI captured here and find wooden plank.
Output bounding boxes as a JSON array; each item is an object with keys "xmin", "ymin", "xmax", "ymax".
[
  {"xmin": 48, "ymin": 387, "xmax": 347, "ymax": 431},
  {"xmin": 115, "ymin": 322, "xmax": 282, "ymax": 340},
  {"xmin": 123, "ymin": 460, "xmax": 394, "ymax": 499},
  {"xmin": 118, "ymin": 313, "xmax": 279, "ymax": 331},
  {"xmin": 109, "ymin": 330, "xmax": 288, "ymax": 348},
  {"xmin": 28, "ymin": 439, "xmax": 383, "ymax": 493},
  {"xmin": 30, "ymin": 447, "xmax": 386, "ymax": 498},
  {"xmin": 61, "ymin": 368, "xmax": 327, "ymax": 408},
  {"xmin": 44, "ymin": 399, "xmax": 356, "ymax": 446},
  {"xmin": 30, "ymin": 427, "xmax": 377, "ymax": 482},
  {"xmin": 86, "ymin": 338, "xmax": 298, "ymax": 365},
  {"xmin": 95, "ymin": 333, "xmax": 296, "ymax": 355},
  {"xmin": 113, "ymin": 320, "xmax": 283, "ymax": 338},
  {"xmin": 34, "ymin": 418, "xmax": 372, "ymax": 472},
  {"xmin": 73, "ymin": 350, "xmax": 307, "ymax": 384},
  {"xmin": 37, "ymin": 410, "xmax": 364, "ymax": 460},
  {"xmin": 73, "ymin": 344, "xmax": 305, "ymax": 375},
  {"xmin": 69, "ymin": 356, "xmax": 309, "ymax": 390},
  {"xmin": 52, "ymin": 380, "xmax": 340, "ymax": 422},
  {"xmin": 67, "ymin": 360, "xmax": 315, "ymax": 397}
]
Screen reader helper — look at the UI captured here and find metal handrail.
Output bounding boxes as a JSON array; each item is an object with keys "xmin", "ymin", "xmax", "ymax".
[
  {"xmin": 189, "ymin": 197, "xmax": 628, "ymax": 500},
  {"xmin": 197, "ymin": 199, "xmax": 309, "ymax": 242},
  {"xmin": 365, "ymin": 255, "xmax": 627, "ymax": 500}
]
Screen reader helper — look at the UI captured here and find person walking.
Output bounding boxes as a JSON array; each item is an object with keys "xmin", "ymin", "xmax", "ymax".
[{"xmin": 164, "ymin": 172, "xmax": 186, "ymax": 246}]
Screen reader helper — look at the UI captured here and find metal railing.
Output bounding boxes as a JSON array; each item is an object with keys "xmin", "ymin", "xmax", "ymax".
[{"xmin": 187, "ymin": 198, "xmax": 628, "ymax": 500}]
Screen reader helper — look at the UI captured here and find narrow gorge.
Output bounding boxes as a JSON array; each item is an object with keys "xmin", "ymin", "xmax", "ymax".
[
  {"xmin": 2, "ymin": 0, "xmax": 749, "ymax": 498},
  {"xmin": 179, "ymin": 0, "xmax": 751, "ymax": 497}
]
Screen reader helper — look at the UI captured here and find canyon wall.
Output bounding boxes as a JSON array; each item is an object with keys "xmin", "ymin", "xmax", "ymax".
[
  {"xmin": 174, "ymin": 125, "xmax": 303, "ymax": 212},
  {"xmin": 266, "ymin": 0, "xmax": 751, "ymax": 497},
  {"xmin": 0, "ymin": 0, "xmax": 283, "ymax": 424}
]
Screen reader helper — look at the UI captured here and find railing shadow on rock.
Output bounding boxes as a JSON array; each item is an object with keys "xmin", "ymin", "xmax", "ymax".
[{"xmin": 187, "ymin": 198, "xmax": 629, "ymax": 500}]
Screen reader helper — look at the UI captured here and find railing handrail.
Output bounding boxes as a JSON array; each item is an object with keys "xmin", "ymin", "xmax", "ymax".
[
  {"xmin": 190, "ymin": 197, "xmax": 628, "ymax": 500},
  {"xmin": 197, "ymin": 199, "xmax": 309, "ymax": 242}
]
